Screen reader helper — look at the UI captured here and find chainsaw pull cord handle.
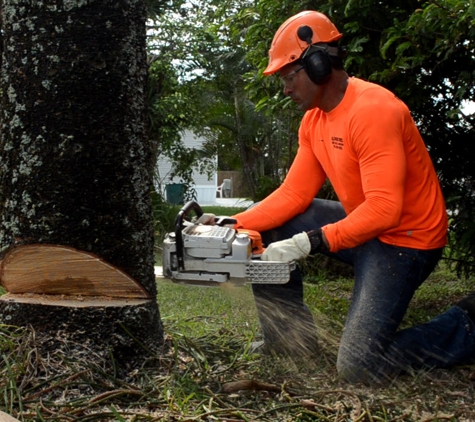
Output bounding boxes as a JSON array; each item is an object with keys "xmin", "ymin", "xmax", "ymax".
[{"xmin": 174, "ymin": 200, "xmax": 203, "ymax": 270}]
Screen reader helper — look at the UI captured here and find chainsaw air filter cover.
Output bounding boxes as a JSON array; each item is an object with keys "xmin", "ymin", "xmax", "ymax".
[{"xmin": 182, "ymin": 224, "xmax": 236, "ymax": 258}]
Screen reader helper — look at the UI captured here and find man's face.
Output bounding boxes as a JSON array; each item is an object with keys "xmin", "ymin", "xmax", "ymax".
[{"xmin": 279, "ymin": 63, "xmax": 323, "ymax": 112}]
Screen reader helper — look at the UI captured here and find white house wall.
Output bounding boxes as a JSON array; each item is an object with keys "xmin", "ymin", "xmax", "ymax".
[{"xmin": 156, "ymin": 130, "xmax": 218, "ymax": 204}]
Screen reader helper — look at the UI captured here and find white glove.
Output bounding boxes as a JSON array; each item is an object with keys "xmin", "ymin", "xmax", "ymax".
[
  {"xmin": 196, "ymin": 213, "xmax": 216, "ymax": 225},
  {"xmin": 261, "ymin": 232, "xmax": 311, "ymax": 262}
]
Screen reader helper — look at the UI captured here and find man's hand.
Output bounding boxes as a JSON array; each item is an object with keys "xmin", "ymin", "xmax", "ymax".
[
  {"xmin": 196, "ymin": 213, "xmax": 236, "ymax": 228},
  {"xmin": 261, "ymin": 232, "xmax": 311, "ymax": 262},
  {"xmin": 196, "ymin": 213, "xmax": 216, "ymax": 225}
]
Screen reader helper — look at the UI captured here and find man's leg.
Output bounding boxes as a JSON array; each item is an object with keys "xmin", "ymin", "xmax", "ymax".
[
  {"xmin": 251, "ymin": 199, "xmax": 348, "ymax": 356},
  {"xmin": 335, "ymin": 240, "xmax": 475, "ymax": 383}
]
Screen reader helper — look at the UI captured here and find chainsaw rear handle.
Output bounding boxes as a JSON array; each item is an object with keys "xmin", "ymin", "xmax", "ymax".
[
  {"xmin": 173, "ymin": 200, "xmax": 238, "ymax": 233},
  {"xmin": 173, "ymin": 200, "xmax": 237, "ymax": 269},
  {"xmin": 174, "ymin": 201, "xmax": 203, "ymax": 269},
  {"xmin": 174, "ymin": 200, "xmax": 203, "ymax": 234}
]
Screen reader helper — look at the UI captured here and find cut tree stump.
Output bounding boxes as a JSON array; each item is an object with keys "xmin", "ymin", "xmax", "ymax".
[
  {"xmin": 0, "ymin": 293, "xmax": 162, "ymax": 358},
  {"xmin": 0, "ymin": 245, "xmax": 163, "ymax": 360}
]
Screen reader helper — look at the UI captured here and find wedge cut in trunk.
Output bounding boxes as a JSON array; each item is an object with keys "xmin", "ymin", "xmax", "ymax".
[{"xmin": 0, "ymin": 244, "xmax": 150, "ymax": 298}]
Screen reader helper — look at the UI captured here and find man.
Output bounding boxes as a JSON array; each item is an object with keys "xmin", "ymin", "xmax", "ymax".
[{"xmin": 201, "ymin": 10, "xmax": 475, "ymax": 383}]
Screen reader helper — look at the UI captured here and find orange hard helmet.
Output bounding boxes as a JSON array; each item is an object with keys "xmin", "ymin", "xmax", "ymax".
[{"xmin": 263, "ymin": 10, "xmax": 343, "ymax": 76}]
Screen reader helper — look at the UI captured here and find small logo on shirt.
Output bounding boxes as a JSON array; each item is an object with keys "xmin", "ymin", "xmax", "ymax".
[{"xmin": 331, "ymin": 136, "xmax": 344, "ymax": 150}]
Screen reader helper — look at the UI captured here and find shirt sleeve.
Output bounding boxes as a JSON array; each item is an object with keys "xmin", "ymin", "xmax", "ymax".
[{"xmin": 233, "ymin": 130, "xmax": 327, "ymax": 232}]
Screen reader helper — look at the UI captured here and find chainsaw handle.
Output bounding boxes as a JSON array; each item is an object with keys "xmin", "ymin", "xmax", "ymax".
[
  {"xmin": 174, "ymin": 201, "xmax": 203, "ymax": 269},
  {"xmin": 215, "ymin": 216, "xmax": 237, "ymax": 226},
  {"xmin": 174, "ymin": 200, "xmax": 203, "ymax": 231}
]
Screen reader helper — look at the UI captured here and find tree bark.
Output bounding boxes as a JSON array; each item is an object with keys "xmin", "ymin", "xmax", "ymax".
[{"xmin": 0, "ymin": 0, "xmax": 163, "ymax": 360}]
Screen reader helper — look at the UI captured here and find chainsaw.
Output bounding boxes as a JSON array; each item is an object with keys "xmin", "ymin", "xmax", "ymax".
[{"xmin": 162, "ymin": 200, "xmax": 295, "ymax": 286}]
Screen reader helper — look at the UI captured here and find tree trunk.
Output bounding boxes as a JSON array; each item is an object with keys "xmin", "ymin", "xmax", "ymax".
[
  {"xmin": 234, "ymin": 91, "xmax": 257, "ymax": 199},
  {"xmin": 0, "ymin": 0, "xmax": 163, "ymax": 361}
]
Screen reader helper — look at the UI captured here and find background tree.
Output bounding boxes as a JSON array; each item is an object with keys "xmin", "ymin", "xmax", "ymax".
[
  {"xmin": 146, "ymin": 0, "xmax": 222, "ymax": 200},
  {"xmin": 147, "ymin": 0, "xmax": 303, "ymax": 201},
  {"xmin": 195, "ymin": 48, "xmax": 290, "ymax": 199}
]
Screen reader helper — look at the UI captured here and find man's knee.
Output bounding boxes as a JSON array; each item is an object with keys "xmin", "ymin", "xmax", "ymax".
[
  {"xmin": 336, "ymin": 340, "xmax": 403, "ymax": 384},
  {"xmin": 336, "ymin": 341, "xmax": 384, "ymax": 384},
  {"xmin": 336, "ymin": 347, "xmax": 368, "ymax": 383}
]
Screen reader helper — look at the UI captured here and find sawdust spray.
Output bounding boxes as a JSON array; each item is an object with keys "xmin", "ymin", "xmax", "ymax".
[{"xmin": 220, "ymin": 283, "xmax": 341, "ymax": 363}]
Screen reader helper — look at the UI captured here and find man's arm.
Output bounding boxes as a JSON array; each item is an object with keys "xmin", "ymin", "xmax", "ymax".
[{"xmin": 233, "ymin": 137, "xmax": 327, "ymax": 232}]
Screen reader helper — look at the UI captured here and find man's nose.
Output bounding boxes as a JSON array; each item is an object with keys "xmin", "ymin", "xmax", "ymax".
[{"xmin": 283, "ymin": 85, "xmax": 292, "ymax": 96}]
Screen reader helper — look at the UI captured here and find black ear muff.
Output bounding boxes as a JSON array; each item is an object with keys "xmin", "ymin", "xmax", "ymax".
[
  {"xmin": 302, "ymin": 47, "xmax": 332, "ymax": 84},
  {"xmin": 297, "ymin": 25, "xmax": 333, "ymax": 85}
]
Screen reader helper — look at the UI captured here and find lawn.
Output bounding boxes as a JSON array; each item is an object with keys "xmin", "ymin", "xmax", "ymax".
[{"xmin": 155, "ymin": 266, "xmax": 475, "ymax": 422}]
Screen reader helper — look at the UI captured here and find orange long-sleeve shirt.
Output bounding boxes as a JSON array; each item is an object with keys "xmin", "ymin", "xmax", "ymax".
[{"xmin": 233, "ymin": 78, "xmax": 448, "ymax": 252}]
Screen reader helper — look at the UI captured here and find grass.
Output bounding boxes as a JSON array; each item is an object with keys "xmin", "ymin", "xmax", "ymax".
[
  {"xmin": 156, "ymin": 269, "xmax": 475, "ymax": 422},
  {"xmin": 1, "ymin": 205, "xmax": 475, "ymax": 420},
  {"xmin": 158, "ymin": 282, "xmax": 260, "ymax": 338}
]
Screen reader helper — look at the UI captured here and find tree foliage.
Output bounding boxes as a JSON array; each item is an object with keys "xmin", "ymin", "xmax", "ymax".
[
  {"xmin": 146, "ymin": 1, "xmax": 222, "ymax": 198},
  {"xmin": 147, "ymin": 0, "xmax": 305, "ymax": 200}
]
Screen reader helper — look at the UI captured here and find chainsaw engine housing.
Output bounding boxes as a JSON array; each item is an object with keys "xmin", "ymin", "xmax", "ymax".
[{"xmin": 162, "ymin": 201, "xmax": 295, "ymax": 286}]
